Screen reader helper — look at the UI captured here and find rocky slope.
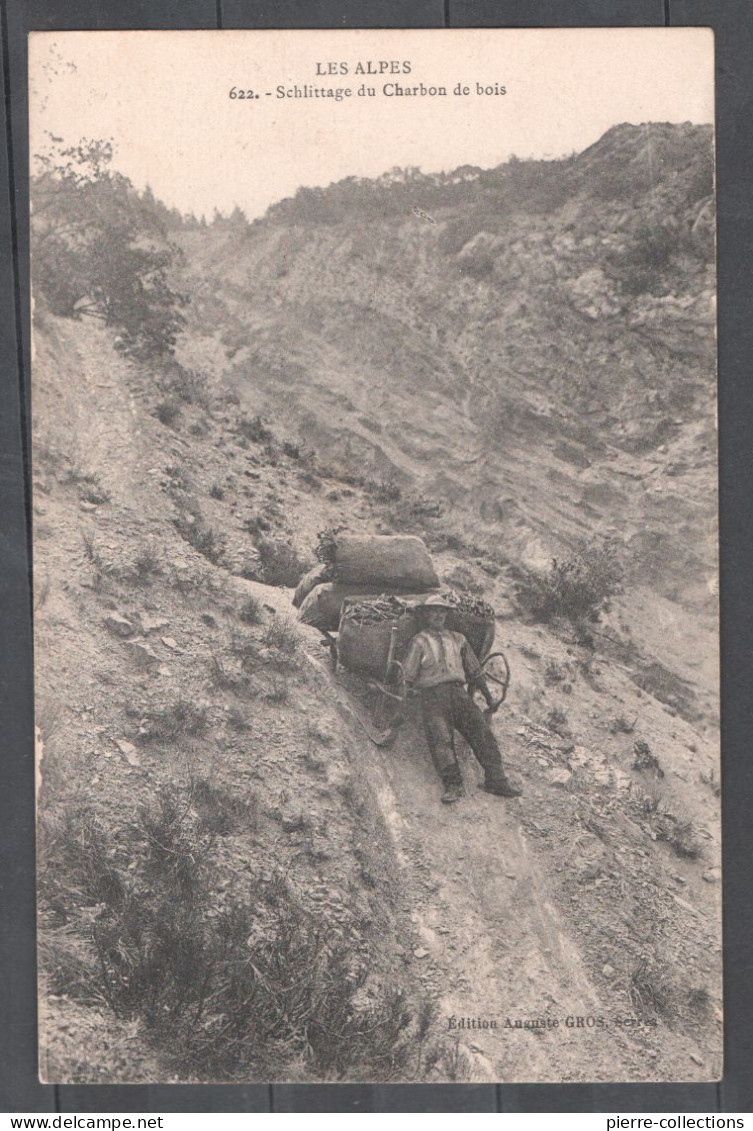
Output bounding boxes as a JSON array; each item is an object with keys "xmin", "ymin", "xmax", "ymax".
[
  {"xmin": 176, "ymin": 124, "xmax": 717, "ymax": 619},
  {"xmin": 33, "ymin": 122, "xmax": 722, "ymax": 1082}
]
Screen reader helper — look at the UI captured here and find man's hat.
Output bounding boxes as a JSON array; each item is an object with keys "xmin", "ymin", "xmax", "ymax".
[{"xmin": 413, "ymin": 593, "xmax": 455, "ymax": 613}]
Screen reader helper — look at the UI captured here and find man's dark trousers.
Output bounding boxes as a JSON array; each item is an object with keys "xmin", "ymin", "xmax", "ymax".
[{"xmin": 419, "ymin": 681, "xmax": 509, "ymax": 787}]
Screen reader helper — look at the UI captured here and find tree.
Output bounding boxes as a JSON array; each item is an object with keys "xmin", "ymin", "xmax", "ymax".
[{"xmin": 31, "ymin": 138, "xmax": 187, "ymax": 359}]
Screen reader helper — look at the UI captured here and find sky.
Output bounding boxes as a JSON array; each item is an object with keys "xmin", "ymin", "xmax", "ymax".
[{"xmin": 29, "ymin": 28, "xmax": 714, "ymax": 221}]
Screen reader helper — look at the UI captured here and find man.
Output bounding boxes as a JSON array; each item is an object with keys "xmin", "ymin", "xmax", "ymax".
[{"xmin": 402, "ymin": 595, "xmax": 522, "ymax": 805}]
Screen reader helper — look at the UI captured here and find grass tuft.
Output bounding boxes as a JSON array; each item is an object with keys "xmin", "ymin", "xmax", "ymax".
[
  {"xmin": 239, "ymin": 595, "xmax": 264, "ymax": 625},
  {"xmin": 138, "ymin": 698, "xmax": 209, "ymax": 744}
]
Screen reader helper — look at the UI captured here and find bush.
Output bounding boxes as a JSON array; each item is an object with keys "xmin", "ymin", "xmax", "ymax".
[
  {"xmin": 255, "ymin": 538, "xmax": 308, "ymax": 588},
  {"xmin": 655, "ymin": 808, "xmax": 702, "ymax": 860},
  {"xmin": 31, "ymin": 140, "xmax": 186, "ymax": 359},
  {"xmin": 130, "ymin": 546, "xmax": 161, "ymax": 585},
  {"xmin": 239, "ymin": 595, "xmax": 264, "ymax": 625},
  {"xmin": 262, "ymin": 614, "xmax": 301, "ymax": 658},
  {"xmin": 544, "ymin": 660, "xmax": 566, "ymax": 686},
  {"xmin": 155, "ymin": 399, "xmax": 182, "ymax": 427},
  {"xmin": 605, "ymin": 223, "xmax": 684, "ymax": 297},
  {"xmin": 41, "ymin": 789, "xmax": 422, "ymax": 1081},
  {"xmin": 138, "ymin": 698, "xmax": 209, "ymax": 744},
  {"xmin": 632, "ymin": 739, "xmax": 664, "ymax": 778},
  {"xmin": 174, "ymin": 513, "xmax": 226, "ymax": 565},
  {"xmin": 515, "ymin": 544, "xmax": 622, "ymax": 626},
  {"xmin": 238, "ymin": 415, "xmax": 273, "ymax": 444},
  {"xmin": 264, "ymin": 674, "xmax": 290, "ymax": 704},
  {"xmin": 282, "ymin": 440, "xmax": 303, "ymax": 460},
  {"xmin": 628, "ymin": 957, "xmax": 678, "ymax": 1021},
  {"xmin": 227, "ymin": 707, "xmax": 251, "ymax": 731},
  {"xmin": 160, "ymin": 361, "xmax": 211, "ymax": 408},
  {"xmin": 544, "ymin": 707, "xmax": 569, "ymax": 736}
]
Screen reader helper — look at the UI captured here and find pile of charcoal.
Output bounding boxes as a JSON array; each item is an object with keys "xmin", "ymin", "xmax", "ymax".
[
  {"xmin": 442, "ymin": 590, "xmax": 495, "ymax": 619},
  {"xmin": 340, "ymin": 594, "xmax": 408, "ymax": 626}
]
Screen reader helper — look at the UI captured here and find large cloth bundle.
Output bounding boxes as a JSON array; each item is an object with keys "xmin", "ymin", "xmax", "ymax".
[
  {"xmin": 317, "ymin": 532, "xmax": 439, "ymax": 591},
  {"xmin": 293, "ymin": 565, "xmax": 331, "ymax": 609},
  {"xmin": 442, "ymin": 592, "xmax": 496, "ymax": 662},
  {"xmin": 337, "ymin": 596, "xmax": 419, "ymax": 679}
]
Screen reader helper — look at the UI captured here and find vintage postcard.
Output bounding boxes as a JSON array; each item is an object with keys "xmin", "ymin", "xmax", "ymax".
[{"xmin": 31, "ymin": 28, "xmax": 720, "ymax": 1083}]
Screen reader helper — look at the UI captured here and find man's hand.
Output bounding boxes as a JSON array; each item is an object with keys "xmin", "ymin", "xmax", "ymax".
[{"xmin": 483, "ymin": 697, "xmax": 502, "ymax": 720}]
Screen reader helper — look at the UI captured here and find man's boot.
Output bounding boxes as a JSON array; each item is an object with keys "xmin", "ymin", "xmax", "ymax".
[
  {"xmin": 441, "ymin": 777, "xmax": 465, "ymax": 804},
  {"xmin": 482, "ymin": 776, "xmax": 522, "ymax": 798}
]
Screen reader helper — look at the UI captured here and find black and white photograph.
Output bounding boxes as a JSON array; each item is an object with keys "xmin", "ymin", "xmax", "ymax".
[{"xmin": 30, "ymin": 28, "xmax": 721, "ymax": 1084}]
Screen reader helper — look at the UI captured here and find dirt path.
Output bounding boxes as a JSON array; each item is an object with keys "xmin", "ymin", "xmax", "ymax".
[
  {"xmin": 298, "ymin": 647, "xmax": 648, "ymax": 1083},
  {"xmin": 45, "ymin": 321, "xmax": 149, "ymax": 506}
]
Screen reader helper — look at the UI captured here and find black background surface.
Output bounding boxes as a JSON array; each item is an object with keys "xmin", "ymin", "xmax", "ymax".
[{"xmin": 1, "ymin": 0, "xmax": 750, "ymax": 1114}]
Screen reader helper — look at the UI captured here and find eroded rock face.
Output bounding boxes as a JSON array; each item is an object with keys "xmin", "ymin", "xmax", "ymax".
[{"xmin": 182, "ymin": 123, "xmax": 716, "ymax": 610}]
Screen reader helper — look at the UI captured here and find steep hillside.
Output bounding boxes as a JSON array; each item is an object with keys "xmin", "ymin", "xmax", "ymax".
[
  {"xmin": 33, "ymin": 123, "xmax": 721, "ymax": 1083},
  {"xmin": 175, "ymin": 124, "xmax": 716, "ymax": 627},
  {"xmin": 34, "ymin": 312, "xmax": 721, "ymax": 1083}
]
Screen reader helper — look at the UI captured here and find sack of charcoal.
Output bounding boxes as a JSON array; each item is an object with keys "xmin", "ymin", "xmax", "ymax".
[
  {"xmin": 337, "ymin": 595, "xmax": 419, "ymax": 679},
  {"xmin": 292, "ymin": 564, "xmax": 332, "ymax": 608},
  {"xmin": 316, "ymin": 530, "xmax": 439, "ymax": 592},
  {"xmin": 441, "ymin": 591, "xmax": 496, "ymax": 662}
]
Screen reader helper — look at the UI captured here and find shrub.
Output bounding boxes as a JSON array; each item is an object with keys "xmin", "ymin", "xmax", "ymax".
[
  {"xmin": 59, "ymin": 459, "xmax": 99, "ymax": 489},
  {"xmin": 282, "ymin": 440, "xmax": 303, "ymax": 460},
  {"xmin": 628, "ymin": 957, "xmax": 677, "ymax": 1021},
  {"xmin": 632, "ymin": 739, "xmax": 664, "ymax": 778},
  {"xmin": 238, "ymin": 415, "xmax": 273, "ymax": 444},
  {"xmin": 42, "ymin": 787, "xmax": 423, "ymax": 1080},
  {"xmin": 636, "ymin": 788, "xmax": 702, "ymax": 860},
  {"xmin": 630, "ymin": 661, "xmax": 697, "ymax": 720},
  {"xmin": 239, "ymin": 595, "xmax": 264, "ymax": 625},
  {"xmin": 208, "ymin": 656, "xmax": 243, "ymax": 693},
  {"xmin": 130, "ymin": 546, "xmax": 161, "ymax": 585},
  {"xmin": 515, "ymin": 543, "xmax": 622, "ymax": 626},
  {"xmin": 243, "ymin": 515, "xmax": 271, "ymax": 537},
  {"xmin": 173, "ymin": 514, "xmax": 226, "ymax": 565},
  {"xmin": 655, "ymin": 809, "xmax": 702, "ymax": 860},
  {"xmin": 368, "ymin": 479, "xmax": 402, "ymax": 503},
  {"xmin": 605, "ymin": 223, "xmax": 680, "ymax": 296},
  {"xmin": 262, "ymin": 614, "xmax": 301, "ymax": 658},
  {"xmin": 39, "ymin": 807, "xmax": 126, "ymax": 913},
  {"xmin": 544, "ymin": 661, "xmax": 566, "ymax": 686},
  {"xmin": 138, "ymin": 698, "xmax": 209, "ymax": 744},
  {"xmin": 255, "ymin": 538, "xmax": 308, "ymax": 588},
  {"xmin": 81, "ymin": 485, "xmax": 112, "ymax": 505},
  {"xmin": 264, "ymin": 674, "xmax": 290, "ymax": 704},
  {"xmin": 155, "ymin": 399, "xmax": 182, "ymax": 428},
  {"xmin": 687, "ymin": 986, "xmax": 711, "ymax": 1016},
  {"xmin": 160, "ymin": 361, "xmax": 211, "ymax": 408},
  {"xmin": 227, "ymin": 707, "xmax": 251, "ymax": 731},
  {"xmin": 544, "ymin": 707, "xmax": 569, "ymax": 736}
]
